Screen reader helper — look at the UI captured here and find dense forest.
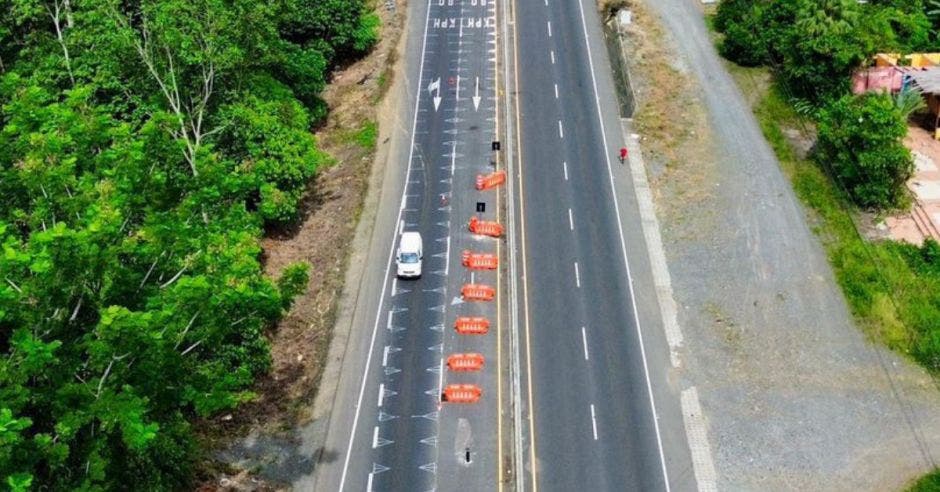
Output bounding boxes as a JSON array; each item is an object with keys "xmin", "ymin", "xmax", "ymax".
[{"xmin": 0, "ymin": 0, "xmax": 378, "ymax": 489}]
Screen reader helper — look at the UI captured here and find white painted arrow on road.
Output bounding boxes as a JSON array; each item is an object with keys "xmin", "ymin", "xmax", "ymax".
[
  {"xmin": 428, "ymin": 77, "xmax": 442, "ymax": 111},
  {"xmin": 472, "ymin": 76, "xmax": 481, "ymax": 111}
]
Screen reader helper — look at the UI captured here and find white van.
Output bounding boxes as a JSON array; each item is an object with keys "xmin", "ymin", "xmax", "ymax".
[{"xmin": 396, "ymin": 232, "xmax": 423, "ymax": 278}]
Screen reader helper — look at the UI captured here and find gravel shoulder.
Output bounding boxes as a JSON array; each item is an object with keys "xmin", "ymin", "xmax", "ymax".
[{"xmin": 618, "ymin": 0, "xmax": 940, "ymax": 489}]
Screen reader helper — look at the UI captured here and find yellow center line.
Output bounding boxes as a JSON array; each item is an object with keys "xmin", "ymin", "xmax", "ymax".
[
  {"xmin": 510, "ymin": 0, "xmax": 539, "ymax": 489},
  {"xmin": 495, "ymin": 0, "xmax": 504, "ymax": 489}
]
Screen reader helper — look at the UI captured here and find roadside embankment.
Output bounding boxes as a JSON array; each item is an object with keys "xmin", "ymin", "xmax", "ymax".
[{"xmin": 607, "ymin": 0, "xmax": 940, "ymax": 489}]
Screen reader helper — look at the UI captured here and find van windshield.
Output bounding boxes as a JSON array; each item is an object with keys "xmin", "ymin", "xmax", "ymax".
[{"xmin": 400, "ymin": 252, "xmax": 419, "ymax": 264}]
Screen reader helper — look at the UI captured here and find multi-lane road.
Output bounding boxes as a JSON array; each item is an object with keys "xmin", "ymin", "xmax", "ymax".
[{"xmin": 308, "ymin": 0, "xmax": 697, "ymax": 490}]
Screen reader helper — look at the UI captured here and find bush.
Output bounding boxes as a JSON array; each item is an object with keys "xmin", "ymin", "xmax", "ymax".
[
  {"xmin": 815, "ymin": 93, "xmax": 913, "ymax": 209},
  {"xmin": 715, "ymin": 0, "xmax": 768, "ymax": 66},
  {"xmin": 779, "ymin": 0, "xmax": 872, "ymax": 102}
]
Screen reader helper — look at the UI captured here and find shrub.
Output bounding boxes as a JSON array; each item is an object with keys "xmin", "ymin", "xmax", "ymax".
[
  {"xmin": 815, "ymin": 93, "xmax": 913, "ymax": 209},
  {"xmin": 715, "ymin": 0, "xmax": 769, "ymax": 66}
]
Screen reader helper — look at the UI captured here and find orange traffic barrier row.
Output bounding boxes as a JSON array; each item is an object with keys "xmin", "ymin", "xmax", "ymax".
[
  {"xmin": 455, "ymin": 317, "xmax": 490, "ymax": 334},
  {"xmin": 475, "ymin": 170, "xmax": 507, "ymax": 190},
  {"xmin": 468, "ymin": 216, "xmax": 504, "ymax": 237},
  {"xmin": 462, "ymin": 283, "xmax": 495, "ymax": 301},
  {"xmin": 442, "ymin": 384, "xmax": 482, "ymax": 403},
  {"xmin": 447, "ymin": 353, "xmax": 485, "ymax": 371},
  {"xmin": 461, "ymin": 250, "xmax": 499, "ymax": 270}
]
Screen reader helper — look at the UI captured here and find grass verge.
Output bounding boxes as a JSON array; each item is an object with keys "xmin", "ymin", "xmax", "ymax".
[
  {"xmin": 731, "ymin": 65, "xmax": 940, "ymax": 370},
  {"xmin": 909, "ymin": 469, "xmax": 940, "ymax": 491}
]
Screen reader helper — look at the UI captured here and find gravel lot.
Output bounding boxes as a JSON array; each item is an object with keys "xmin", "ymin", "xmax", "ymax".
[{"xmin": 621, "ymin": 0, "xmax": 940, "ymax": 489}]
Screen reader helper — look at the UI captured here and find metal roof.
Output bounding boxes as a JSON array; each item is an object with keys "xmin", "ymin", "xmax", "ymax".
[{"xmin": 909, "ymin": 69, "xmax": 940, "ymax": 94}]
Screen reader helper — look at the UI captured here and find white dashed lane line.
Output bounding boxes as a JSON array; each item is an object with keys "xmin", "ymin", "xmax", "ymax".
[
  {"xmin": 563, "ymin": 161, "xmax": 568, "ymax": 180},
  {"xmin": 550, "ymin": 50, "xmax": 555, "ymax": 64},
  {"xmin": 574, "ymin": 262, "xmax": 580, "ymax": 288},
  {"xmin": 547, "ymin": 21, "xmax": 552, "ymax": 37},
  {"xmin": 581, "ymin": 327, "xmax": 589, "ymax": 360},
  {"xmin": 568, "ymin": 208, "xmax": 574, "ymax": 231},
  {"xmin": 590, "ymin": 404, "xmax": 598, "ymax": 440},
  {"xmin": 558, "ymin": 120, "xmax": 564, "ymax": 139}
]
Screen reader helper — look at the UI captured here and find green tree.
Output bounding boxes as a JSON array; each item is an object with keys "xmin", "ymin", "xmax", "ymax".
[
  {"xmin": 715, "ymin": 0, "xmax": 769, "ymax": 66},
  {"xmin": 0, "ymin": 0, "xmax": 376, "ymax": 488},
  {"xmin": 780, "ymin": 0, "xmax": 871, "ymax": 102},
  {"xmin": 815, "ymin": 93, "xmax": 914, "ymax": 208}
]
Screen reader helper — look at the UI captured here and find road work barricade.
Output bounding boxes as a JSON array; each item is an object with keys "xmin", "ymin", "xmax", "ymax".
[
  {"xmin": 442, "ymin": 384, "xmax": 482, "ymax": 403},
  {"xmin": 455, "ymin": 317, "xmax": 490, "ymax": 334},
  {"xmin": 446, "ymin": 353, "xmax": 485, "ymax": 372},
  {"xmin": 461, "ymin": 250, "xmax": 499, "ymax": 270},
  {"xmin": 461, "ymin": 283, "xmax": 495, "ymax": 301},
  {"xmin": 468, "ymin": 216, "xmax": 503, "ymax": 237},
  {"xmin": 475, "ymin": 170, "xmax": 507, "ymax": 191}
]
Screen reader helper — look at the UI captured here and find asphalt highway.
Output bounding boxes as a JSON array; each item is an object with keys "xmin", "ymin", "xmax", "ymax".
[
  {"xmin": 510, "ymin": 1, "xmax": 680, "ymax": 490},
  {"xmin": 311, "ymin": 0, "xmax": 697, "ymax": 490},
  {"xmin": 313, "ymin": 0, "xmax": 502, "ymax": 490}
]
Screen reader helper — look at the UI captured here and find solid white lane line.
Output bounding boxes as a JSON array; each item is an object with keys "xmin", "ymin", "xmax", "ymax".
[
  {"xmin": 563, "ymin": 161, "xmax": 568, "ymax": 180},
  {"xmin": 590, "ymin": 404, "xmax": 598, "ymax": 440},
  {"xmin": 568, "ymin": 208, "xmax": 574, "ymax": 231},
  {"xmin": 444, "ymin": 235, "xmax": 451, "ymax": 276},
  {"xmin": 575, "ymin": 0, "xmax": 671, "ymax": 487},
  {"xmin": 437, "ymin": 357, "xmax": 444, "ymax": 398},
  {"xmin": 372, "ymin": 426, "xmax": 380, "ymax": 449},
  {"xmin": 338, "ymin": 0, "xmax": 433, "ymax": 489},
  {"xmin": 378, "ymin": 383, "xmax": 384, "ymax": 407},
  {"xmin": 558, "ymin": 120, "xmax": 564, "ymax": 139},
  {"xmin": 581, "ymin": 327, "xmax": 589, "ymax": 360},
  {"xmin": 547, "ymin": 21, "xmax": 552, "ymax": 37},
  {"xmin": 554, "ymin": 83, "xmax": 559, "ymax": 99},
  {"xmin": 550, "ymin": 50, "xmax": 555, "ymax": 64},
  {"xmin": 574, "ymin": 262, "xmax": 580, "ymax": 288}
]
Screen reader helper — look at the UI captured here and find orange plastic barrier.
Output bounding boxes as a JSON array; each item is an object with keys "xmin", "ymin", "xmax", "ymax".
[
  {"xmin": 461, "ymin": 250, "xmax": 499, "ymax": 270},
  {"xmin": 468, "ymin": 216, "xmax": 504, "ymax": 237},
  {"xmin": 442, "ymin": 384, "xmax": 482, "ymax": 403},
  {"xmin": 475, "ymin": 170, "xmax": 507, "ymax": 190},
  {"xmin": 462, "ymin": 283, "xmax": 495, "ymax": 301},
  {"xmin": 447, "ymin": 353, "xmax": 485, "ymax": 371},
  {"xmin": 455, "ymin": 317, "xmax": 490, "ymax": 335}
]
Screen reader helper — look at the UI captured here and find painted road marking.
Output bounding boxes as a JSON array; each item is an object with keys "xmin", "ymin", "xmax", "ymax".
[
  {"xmin": 510, "ymin": 1, "xmax": 539, "ymax": 488},
  {"xmin": 563, "ymin": 161, "xmax": 568, "ymax": 180},
  {"xmin": 575, "ymin": 0, "xmax": 671, "ymax": 487},
  {"xmin": 382, "ymin": 345, "xmax": 390, "ymax": 367},
  {"xmin": 547, "ymin": 21, "xmax": 552, "ymax": 37},
  {"xmin": 590, "ymin": 404, "xmax": 598, "ymax": 440},
  {"xmin": 581, "ymin": 327, "xmax": 589, "ymax": 360},
  {"xmin": 437, "ymin": 357, "xmax": 444, "ymax": 402},
  {"xmin": 550, "ymin": 50, "xmax": 555, "ymax": 64},
  {"xmin": 378, "ymin": 383, "xmax": 384, "ymax": 407},
  {"xmin": 337, "ymin": 0, "xmax": 434, "ymax": 489},
  {"xmin": 568, "ymin": 208, "xmax": 574, "ymax": 231},
  {"xmin": 558, "ymin": 120, "xmax": 564, "ymax": 139},
  {"xmin": 444, "ymin": 236, "xmax": 451, "ymax": 276},
  {"xmin": 574, "ymin": 262, "xmax": 580, "ymax": 288},
  {"xmin": 554, "ymin": 83, "xmax": 559, "ymax": 99}
]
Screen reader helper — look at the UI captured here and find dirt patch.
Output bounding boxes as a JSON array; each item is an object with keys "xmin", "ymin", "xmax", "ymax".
[
  {"xmin": 617, "ymin": 0, "xmax": 720, "ymax": 240},
  {"xmin": 627, "ymin": 0, "xmax": 940, "ymax": 488},
  {"xmin": 195, "ymin": 3, "xmax": 406, "ymax": 490}
]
